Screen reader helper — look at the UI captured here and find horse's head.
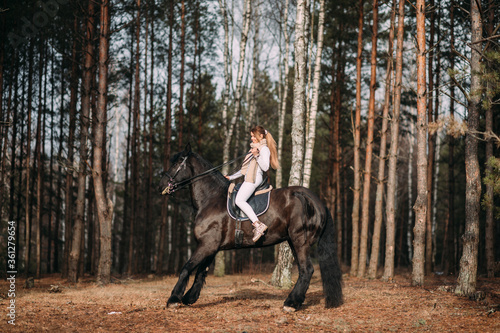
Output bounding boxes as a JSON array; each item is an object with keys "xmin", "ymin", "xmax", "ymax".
[{"xmin": 158, "ymin": 143, "xmax": 194, "ymax": 195}]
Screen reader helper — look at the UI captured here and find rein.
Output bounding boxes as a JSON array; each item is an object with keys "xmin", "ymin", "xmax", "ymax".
[{"xmin": 162, "ymin": 153, "xmax": 246, "ymax": 195}]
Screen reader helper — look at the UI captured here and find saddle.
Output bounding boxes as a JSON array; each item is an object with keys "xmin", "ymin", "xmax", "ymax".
[{"xmin": 227, "ymin": 176, "xmax": 272, "ymax": 222}]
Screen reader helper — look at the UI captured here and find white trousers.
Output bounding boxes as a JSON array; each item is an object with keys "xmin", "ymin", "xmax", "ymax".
[{"xmin": 235, "ymin": 173, "xmax": 263, "ymax": 223}]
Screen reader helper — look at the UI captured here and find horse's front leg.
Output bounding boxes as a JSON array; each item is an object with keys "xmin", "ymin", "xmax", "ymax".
[
  {"xmin": 167, "ymin": 245, "xmax": 218, "ymax": 308},
  {"xmin": 182, "ymin": 253, "xmax": 216, "ymax": 305}
]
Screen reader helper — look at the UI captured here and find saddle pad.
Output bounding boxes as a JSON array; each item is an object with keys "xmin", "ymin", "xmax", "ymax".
[{"xmin": 227, "ymin": 185, "xmax": 272, "ymax": 221}]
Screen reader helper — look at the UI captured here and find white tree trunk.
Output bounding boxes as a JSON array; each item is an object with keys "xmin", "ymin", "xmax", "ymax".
[
  {"xmin": 276, "ymin": 0, "xmax": 291, "ymax": 189},
  {"xmin": 302, "ymin": 0, "xmax": 325, "ymax": 189},
  {"xmin": 216, "ymin": 0, "xmax": 252, "ymax": 277},
  {"xmin": 247, "ymin": 1, "xmax": 260, "ymax": 131},
  {"xmin": 218, "ymin": 0, "xmax": 231, "ymax": 175},
  {"xmin": 271, "ymin": 0, "xmax": 309, "ymax": 288}
]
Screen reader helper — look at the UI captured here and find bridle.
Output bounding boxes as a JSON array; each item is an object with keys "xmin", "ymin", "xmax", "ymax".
[
  {"xmin": 161, "ymin": 153, "xmax": 246, "ymax": 195},
  {"xmin": 161, "ymin": 156, "xmax": 188, "ymax": 195}
]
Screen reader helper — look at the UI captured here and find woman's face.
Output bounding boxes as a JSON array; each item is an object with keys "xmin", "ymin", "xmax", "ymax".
[{"xmin": 251, "ymin": 131, "xmax": 264, "ymax": 143}]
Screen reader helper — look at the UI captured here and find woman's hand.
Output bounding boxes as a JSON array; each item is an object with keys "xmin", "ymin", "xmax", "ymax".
[
  {"xmin": 251, "ymin": 147, "xmax": 259, "ymax": 156},
  {"xmin": 225, "ymin": 175, "xmax": 230, "ymax": 180}
]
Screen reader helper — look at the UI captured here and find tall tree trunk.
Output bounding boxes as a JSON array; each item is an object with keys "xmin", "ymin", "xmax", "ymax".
[
  {"xmin": 145, "ymin": 0, "xmax": 155, "ymax": 273},
  {"xmin": 218, "ymin": 0, "xmax": 231, "ymax": 172},
  {"xmin": 446, "ymin": 0, "xmax": 456, "ymax": 275},
  {"xmin": 351, "ymin": 0, "xmax": 364, "ymax": 277},
  {"xmin": 334, "ymin": 43, "xmax": 344, "ymax": 262},
  {"xmin": 178, "ymin": 0, "xmax": 186, "ymax": 149},
  {"xmin": 303, "ymin": 0, "xmax": 325, "ymax": 189},
  {"xmin": 382, "ymin": 0, "xmax": 405, "ymax": 281},
  {"xmin": 128, "ymin": 0, "xmax": 142, "ymax": 277},
  {"xmin": 368, "ymin": 0, "xmax": 396, "ymax": 279},
  {"xmin": 158, "ymin": 0, "xmax": 174, "ymax": 275},
  {"xmin": 358, "ymin": 0, "xmax": 378, "ymax": 278},
  {"xmin": 94, "ymin": 0, "xmax": 114, "ymax": 285},
  {"xmin": 456, "ymin": 0, "xmax": 482, "ymax": 296},
  {"xmin": 271, "ymin": 0, "xmax": 308, "ymax": 288},
  {"xmin": 247, "ymin": 1, "xmax": 260, "ymax": 131},
  {"xmin": 69, "ymin": 0, "xmax": 95, "ymax": 283},
  {"xmin": 431, "ymin": 8, "xmax": 441, "ymax": 269},
  {"xmin": 221, "ymin": 0, "xmax": 250, "ymax": 174},
  {"xmin": 215, "ymin": 0, "xmax": 252, "ymax": 277},
  {"xmin": 484, "ymin": 0, "xmax": 495, "ymax": 279},
  {"xmin": 61, "ymin": 15, "xmax": 79, "ymax": 277},
  {"xmin": 412, "ymin": 0, "xmax": 427, "ymax": 286},
  {"xmin": 276, "ymin": 0, "xmax": 290, "ymax": 189},
  {"xmin": 121, "ymin": 26, "xmax": 134, "ymax": 274},
  {"xmin": 25, "ymin": 40, "xmax": 35, "ymax": 277},
  {"xmin": 425, "ymin": 0, "xmax": 436, "ymax": 276},
  {"xmin": 35, "ymin": 37, "xmax": 45, "ymax": 279}
]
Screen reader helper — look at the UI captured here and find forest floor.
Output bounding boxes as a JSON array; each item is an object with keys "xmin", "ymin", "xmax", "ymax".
[{"xmin": 1, "ymin": 266, "xmax": 499, "ymax": 332}]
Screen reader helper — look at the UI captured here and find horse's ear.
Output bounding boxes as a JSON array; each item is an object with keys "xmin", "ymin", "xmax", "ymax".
[{"xmin": 184, "ymin": 143, "xmax": 191, "ymax": 154}]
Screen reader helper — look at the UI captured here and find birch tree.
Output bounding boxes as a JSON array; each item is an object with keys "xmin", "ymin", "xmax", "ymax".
[
  {"xmin": 216, "ymin": 0, "xmax": 251, "ymax": 277},
  {"xmin": 271, "ymin": 0, "xmax": 309, "ymax": 288},
  {"xmin": 276, "ymin": 0, "xmax": 291, "ymax": 189},
  {"xmin": 382, "ymin": 0, "xmax": 405, "ymax": 281},
  {"xmin": 455, "ymin": 0, "xmax": 482, "ymax": 296},
  {"xmin": 303, "ymin": 0, "xmax": 326, "ymax": 189},
  {"xmin": 412, "ymin": 0, "xmax": 427, "ymax": 287}
]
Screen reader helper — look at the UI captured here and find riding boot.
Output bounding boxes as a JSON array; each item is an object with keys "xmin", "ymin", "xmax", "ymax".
[{"xmin": 252, "ymin": 221, "xmax": 268, "ymax": 242}]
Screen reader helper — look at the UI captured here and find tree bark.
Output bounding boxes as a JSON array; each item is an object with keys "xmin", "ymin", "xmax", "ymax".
[
  {"xmin": 456, "ymin": 0, "xmax": 482, "ymax": 296},
  {"xmin": 276, "ymin": 0, "xmax": 290, "ymax": 189},
  {"xmin": 368, "ymin": 0, "xmax": 396, "ymax": 279},
  {"xmin": 271, "ymin": 0, "xmax": 308, "ymax": 288},
  {"xmin": 247, "ymin": 1, "xmax": 260, "ymax": 131},
  {"xmin": 351, "ymin": 0, "xmax": 364, "ymax": 277},
  {"xmin": 94, "ymin": 0, "xmax": 114, "ymax": 285},
  {"xmin": 303, "ymin": 0, "xmax": 325, "ymax": 189},
  {"xmin": 215, "ymin": 0, "xmax": 252, "ymax": 277},
  {"xmin": 178, "ymin": 0, "xmax": 186, "ymax": 149},
  {"xmin": 358, "ymin": 0, "xmax": 378, "ymax": 278},
  {"xmin": 425, "ymin": 0, "xmax": 436, "ymax": 276},
  {"xmin": 484, "ymin": 0, "xmax": 495, "ymax": 279},
  {"xmin": 446, "ymin": 0, "xmax": 456, "ymax": 276},
  {"xmin": 218, "ymin": 0, "xmax": 231, "ymax": 174},
  {"xmin": 128, "ymin": 0, "xmax": 142, "ymax": 277},
  {"xmin": 25, "ymin": 40, "xmax": 34, "ymax": 277},
  {"xmin": 158, "ymin": 0, "xmax": 174, "ymax": 275},
  {"xmin": 412, "ymin": 0, "xmax": 427, "ymax": 287},
  {"xmin": 382, "ymin": 0, "xmax": 405, "ymax": 281},
  {"xmin": 69, "ymin": 0, "xmax": 94, "ymax": 283}
]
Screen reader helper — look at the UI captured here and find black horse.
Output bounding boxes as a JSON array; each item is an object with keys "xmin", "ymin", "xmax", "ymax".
[{"xmin": 158, "ymin": 144, "xmax": 343, "ymax": 312}]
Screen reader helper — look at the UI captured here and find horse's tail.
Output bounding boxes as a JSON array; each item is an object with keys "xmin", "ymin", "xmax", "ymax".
[{"xmin": 317, "ymin": 206, "xmax": 343, "ymax": 308}]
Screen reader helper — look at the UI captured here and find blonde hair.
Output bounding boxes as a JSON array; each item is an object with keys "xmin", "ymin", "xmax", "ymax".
[{"xmin": 251, "ymin": 125, "xmax": 280, "ymax": 170}]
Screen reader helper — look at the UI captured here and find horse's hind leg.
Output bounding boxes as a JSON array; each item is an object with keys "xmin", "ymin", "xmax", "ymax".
[
  {"xmin": 181, "ymin": 253, "xmax": 216, "ymax": 305},
  {"xmin": 283, "ymin": 241, "xmax": 314, "ymax": 311},
  {"xmin": 167, "ymin": 246, "xmax": 217, "ymax": 308}
]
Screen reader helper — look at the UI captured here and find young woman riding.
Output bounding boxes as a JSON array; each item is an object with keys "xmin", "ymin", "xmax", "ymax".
[{"xmin": 225, "ymin": 125, "xmax": 279, "ymax": 242}]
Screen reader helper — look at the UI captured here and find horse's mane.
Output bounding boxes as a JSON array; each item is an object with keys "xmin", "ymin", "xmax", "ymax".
[{"xmin": 193, "ymin": 152, "xmax": 229, "ymax": 192}]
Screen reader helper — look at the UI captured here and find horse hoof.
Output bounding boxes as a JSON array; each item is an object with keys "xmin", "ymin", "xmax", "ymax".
[
  {"xmin": 167, "ymin": 302, "xmax": 180, "ymax": 309},
  {"xmin": 283, "ymin": 306, "xmax": 296, "ymax": 313}
]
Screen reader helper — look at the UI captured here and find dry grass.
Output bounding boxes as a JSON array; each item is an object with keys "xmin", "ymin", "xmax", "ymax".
[{"xmin": 1, "ymin": 269, "xmax": 498, "ymax": 332}]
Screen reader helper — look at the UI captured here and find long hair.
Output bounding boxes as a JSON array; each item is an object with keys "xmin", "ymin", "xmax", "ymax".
[{"xmin": 251, "ymin": 125, "xmax": 280, "ymax": 170}]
